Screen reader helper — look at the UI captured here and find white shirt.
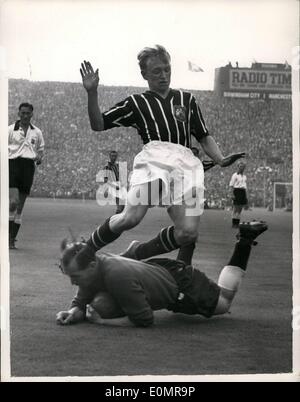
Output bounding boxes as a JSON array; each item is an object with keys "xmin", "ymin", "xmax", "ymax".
[
  {"xmin": 9, "ymin": 121, "xmax": 45, "ymax": 160},
  {"xmin": 229, "ymin": 172, "xmax": 247, "ymax": 189}
]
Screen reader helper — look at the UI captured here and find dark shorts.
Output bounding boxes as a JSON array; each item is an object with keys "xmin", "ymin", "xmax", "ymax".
[
  {"xmin": 233, "ymin": 188, "xmax": 248, "ymax": 206},
  {"xmin": 146, "ymin": 258, "xmax": 221, "ymax": 318},
  {"xmin": 9, "ymin": 158, "xmax": 35, "ymax": 195}
]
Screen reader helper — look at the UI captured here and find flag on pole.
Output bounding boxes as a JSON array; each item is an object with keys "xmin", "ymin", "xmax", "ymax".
[{"xmin": 188, "ymin": 61, "xmax": 204, "ymax": 72}]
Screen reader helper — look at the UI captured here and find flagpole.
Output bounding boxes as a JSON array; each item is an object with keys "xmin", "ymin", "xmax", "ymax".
[{"xmin": 27, "ymin": 56, "xmax": 32, "ymax": 81}]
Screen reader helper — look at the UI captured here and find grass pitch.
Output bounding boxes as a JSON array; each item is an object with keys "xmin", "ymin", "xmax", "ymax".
[{"xmin": 9, "ymin": 198, "xmax": 293, "ymax": 377}]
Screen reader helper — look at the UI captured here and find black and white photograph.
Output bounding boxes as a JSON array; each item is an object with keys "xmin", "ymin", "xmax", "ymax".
[{"xmin": 0, "ymin": 0, "xmax": 299, "ymax": 383}]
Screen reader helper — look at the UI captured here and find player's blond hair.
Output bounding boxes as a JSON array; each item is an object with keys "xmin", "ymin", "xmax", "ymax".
[{"xmin": 137, "ymin": 45, "xmax": 171, "ymax": 72}]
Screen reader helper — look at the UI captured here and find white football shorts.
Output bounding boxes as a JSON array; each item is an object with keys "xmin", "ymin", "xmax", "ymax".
[{"xmin": 129, "ymin": 141, "xmax": 205, "ymax": 215}]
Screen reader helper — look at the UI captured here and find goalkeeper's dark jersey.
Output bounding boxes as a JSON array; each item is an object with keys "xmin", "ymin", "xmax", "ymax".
[
  {"xmin": 102, "ymin": 89, "xmax": 209, "ymax": 148},
  {"xmin": 70, "ymin": 253, "xmax": 220, "ymax": 326},
  {"xmin": 71, "ymin": 253, "xmax": 179, "ymax": 327}
]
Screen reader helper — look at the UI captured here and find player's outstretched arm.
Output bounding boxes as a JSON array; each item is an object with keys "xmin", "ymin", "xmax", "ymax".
[
  {"xmin": 202, "ymin": 160, "xmax": 216, "ymax": 172},
  {"xmin": 199, "ymin": 136, "xmax": 246, "ymax": 167},
  {"xmin": 199, "ymin": 135, "xmax": 225, "ymax": 165},
  {"xmin": 220, "ymin": 152, "xmax": 246, "ymax": 167},
  {"xmin": 56, "ymin": 306, "xmax": 85, "ymax": 325},
  {"xmin": 80, "ymin": 60, "xmax": 104, "ymax": 131}
]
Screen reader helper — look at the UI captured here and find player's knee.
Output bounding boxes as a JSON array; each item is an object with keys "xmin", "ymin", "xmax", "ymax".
[{"xmin": 175, "ymin": 227, "xmax": 198, "ymax": 245}]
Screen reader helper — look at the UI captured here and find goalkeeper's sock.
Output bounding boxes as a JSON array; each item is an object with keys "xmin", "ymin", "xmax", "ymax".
[
  {"xmin": 217, "ymin": 240, "xmax": 251, "ymax": 293},
  {"xmin": 134, "ymin": 226, "xmax": 180, "ymax": 260},
  {"xmin": 228, "ymin": 239, "xmax": 251, "ymax": 271},
  {"xmin": 176, "ymin": 243, "xmax": 195, "ymax": 265}
]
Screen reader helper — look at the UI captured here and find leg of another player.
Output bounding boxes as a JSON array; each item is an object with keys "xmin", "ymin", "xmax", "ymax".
[
  {"xmin": 115, "ymin": 197, "xmax": 125, "ymax": 214},
  {"xmin": 125, "ymin": 204, "xmax": 201, "ymax": 261},
  {"xmin": 232, "ymin": 205, "xmax": 243, "ymax": 228},
  {"xmin": 73, "ymin": 184, "xmax": 150, "ymax": 268},
  {"xmin": 168, "ymin": 204, "xmax": 200, "ymax": 248},
  {"xmin": 9, "ymin": 188, "xmax": 20, "ymax": 249},
  {"xmin": 122, "ymin": 203, "xmax": 201, "ymax": 261},
  {"xmin": 14, "ymin": 192, "xmax": 28, "ymax": 241}
]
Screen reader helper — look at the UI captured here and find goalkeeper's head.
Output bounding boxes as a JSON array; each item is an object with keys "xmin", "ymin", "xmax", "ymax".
[{"xmin": 59, "ymin": 240, "xmax": 98, "ymax": 287}]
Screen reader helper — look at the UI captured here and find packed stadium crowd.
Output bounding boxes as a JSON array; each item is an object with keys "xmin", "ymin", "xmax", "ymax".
[{"xmin": 9, "ymin": 79, "xmax": 292, "ymax": 208}]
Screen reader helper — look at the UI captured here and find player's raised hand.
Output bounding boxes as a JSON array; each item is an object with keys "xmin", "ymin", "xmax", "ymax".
[
  {"xmin": 80, "ymin": 60, "xmax": 99, "ymax": 92},
  {"xmin": 220, "ymin": 152, "xmax": 246, "ymax": 167}
]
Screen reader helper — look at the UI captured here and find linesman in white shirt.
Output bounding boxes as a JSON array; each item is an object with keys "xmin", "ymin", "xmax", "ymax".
[
  {"xmin": 229, "ymin": 162, "xmax": 248, "ymax": 228},
  {"xmin": 8, "ymin": 103, "xmax": 45, "ymax": 249}
]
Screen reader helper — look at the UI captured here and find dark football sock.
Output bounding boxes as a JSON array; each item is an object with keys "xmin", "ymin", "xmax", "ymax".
[
  {"xmin": 135, "ymin": 226, "xmax": 180, "ymax": 260},
  {"xmin": 232, "ymin": 218, "xmax": 240, "ymax": 228},
  {"xmin": 74, "ymin": 218, "xmax": 121, "ymax": 269},
  {"xmin": 228, "ymin": 240, "xmax": 251, "ymax": 271},
  {"xmin": 9, "ymin": 220, "xmax": 15, "ymax": 240},
  {"xmin": 12, "ymin": 222, "xmax": 21, "ymax": 239},
  {"xmin": 87, "ymin": 217, "xmax": 121, "ymax": 252},
  {"xmin": 176, "ymin": 243, "xmax": 196, "ymax": 265}
]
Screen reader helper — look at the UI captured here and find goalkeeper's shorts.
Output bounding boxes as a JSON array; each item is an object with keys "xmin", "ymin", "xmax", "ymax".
[{"xmin": 146, "ymin": 258, "xmax": 221, "ymax": 318}]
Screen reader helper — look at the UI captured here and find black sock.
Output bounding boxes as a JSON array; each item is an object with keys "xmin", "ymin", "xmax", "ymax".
[
  {"xmin": 9, "ymin": 220, "xmax": 15, "ymax": 240},
  {"xmin": 176, "ymin": 243, "xmax": 195, "ymax": 265},
  {"xmin": 86, "ymin": 217, "xmax": 121, "ymax": 252},
  {"xmin": 75, "ymin": 218, "xmax": 121, "ymax": 269},
  {"xmin": 13, "ymin": 223, "xmax": 21, "ymax": 239},
  {"xmin": 135, "ymin": 226, "xmax": 180, "ymax": 260},
  {"xmin": 228, "ymin": 240, "xmax": 251, "ymax": 271},
  {"xmin": 232, "ymin": 218, "xmax": 240, "ymax": 227}
]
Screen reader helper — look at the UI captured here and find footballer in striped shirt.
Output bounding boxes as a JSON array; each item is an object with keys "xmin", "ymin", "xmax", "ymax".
[{"xmin": 74, "ymin": 45, "xmax": 245, "ymax": 269}]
